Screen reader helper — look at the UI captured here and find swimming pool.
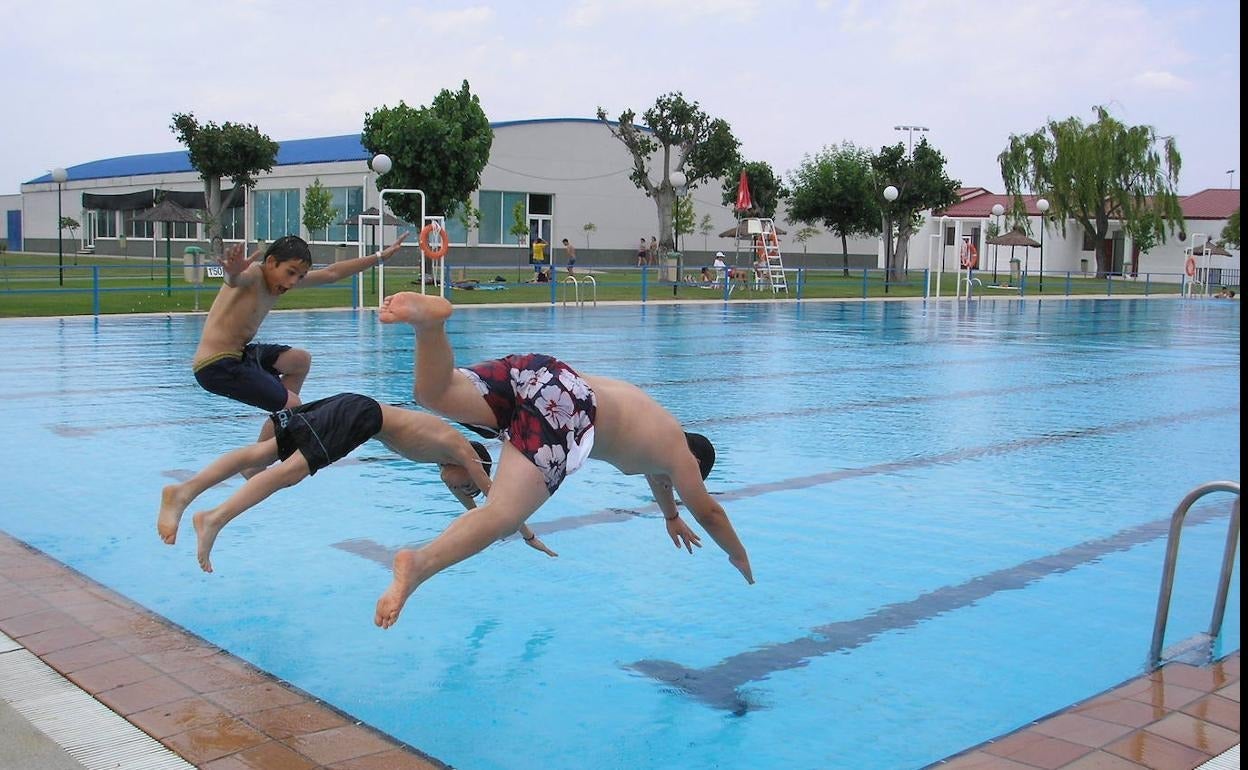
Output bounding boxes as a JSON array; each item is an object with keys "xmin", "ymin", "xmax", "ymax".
[{"xmin": 0, "ymin": 297, "xmax": 1239, "ymax": 770}]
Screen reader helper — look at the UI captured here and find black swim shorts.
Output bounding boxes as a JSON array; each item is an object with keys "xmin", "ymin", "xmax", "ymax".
[
  {"xmin": 270, "ymin": 393, "xmax": 382, "ymax": 475},
  {"xmin": 458, "ymin": 353, "xmax": 596, "ymax": 495},
  {"xmin": 194, "ymin": 343, "xmax": 292, "ymax": 412}
]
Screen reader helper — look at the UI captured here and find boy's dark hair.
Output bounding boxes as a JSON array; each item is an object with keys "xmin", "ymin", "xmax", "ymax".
[
  {"xmin": 684, "ymin": 432, "xmax": 716, "ymax": 480},
  {"xmin": 264, "ymin": 235, "xmax": 313, "ymax": 266},
  {"xmin": 469, "ymin": 440, "xmax": 493, "ymax": 476}
]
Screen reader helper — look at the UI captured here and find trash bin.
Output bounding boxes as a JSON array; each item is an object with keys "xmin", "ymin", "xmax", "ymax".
[
  {"xmin": 1009, "ymin": 257, "xmax": 1021, "ymax": 285},
  {"xmin": 663, "ymin": 252, "xmax": 681, "ymax": 283},
  {"xmin": 334, "ymin": 244, "xmax": 350, "ymax": 263},
  {"xmin": 1080, "ymin": 258, "xmax": 1089, "ymax": 275},
  {"xmin": 183, "ymin": 246, "xmax": 206, "ymax": 284}
]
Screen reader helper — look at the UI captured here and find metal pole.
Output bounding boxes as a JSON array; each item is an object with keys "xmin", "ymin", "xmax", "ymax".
[
  {"xmin": 1039, "ymin": 222, "xmax": 1044, "ymax": 293},
  {"xmin": 57, "ymin": 181, "xmax": 64, "ymax": 286}
]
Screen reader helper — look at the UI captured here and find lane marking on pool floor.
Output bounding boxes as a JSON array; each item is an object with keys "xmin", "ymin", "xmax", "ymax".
[{"xmin": 0, "ymin": 631, "xmax": 195, "ymax": 770}]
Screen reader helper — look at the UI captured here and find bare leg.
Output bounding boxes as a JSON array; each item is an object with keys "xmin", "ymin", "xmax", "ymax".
[
  {"xmin": 192, "ymin": 452, "xmax": 310, "ymax": 573},
  {"xmin": 379, "ymin": 293, "xmax": 497, "ymax": 427},
  {"xmin": 158, "ymin": 440, "xmax": 279, "ymax": 544},
  {"xmin": 375, "ymin": 442, "xmax": 550, "ymax": 628},
  {"xmin": 273, "ymin": 347, "xmax": 312, "ymax": 399}
]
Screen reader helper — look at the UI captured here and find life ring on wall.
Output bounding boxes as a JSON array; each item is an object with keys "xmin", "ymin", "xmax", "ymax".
[
  {"xmin": 1184, "ymin": 255, "xmax": 1197, "ymax": 277},
  {"xmin": 754, "ymin": 231, "xmax": 779, "ymax": 260},
  {"xmin": 419, "ymin": 223, "xmax": 450, "ymax": 260},
  {"xmin": 959, "ymin": 242, "xmax": 979, "ymax": 269}
]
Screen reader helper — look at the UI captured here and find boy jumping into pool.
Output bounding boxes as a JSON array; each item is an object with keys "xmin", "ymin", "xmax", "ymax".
[
  {"xmin": 157, "ymin": 393, "xmax": 556, "ymax": 572},
  {"xmin": 373, "ymin": 292, "xmax": 755, "ymax": 629},
  {"xmin": 192, "ymin": 233, "xmax": 409, "ymax": 440}
]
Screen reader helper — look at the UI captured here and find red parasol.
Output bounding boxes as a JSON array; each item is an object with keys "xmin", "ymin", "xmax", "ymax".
[{"xmin": 734, "ymin": 170, "xmax": 752, "ymax": 212}]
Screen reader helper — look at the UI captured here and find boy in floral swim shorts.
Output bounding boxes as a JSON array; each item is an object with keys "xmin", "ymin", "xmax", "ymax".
[{"xmin": 373, "ymin": 292, "xmax": 754, "ymax": 629}]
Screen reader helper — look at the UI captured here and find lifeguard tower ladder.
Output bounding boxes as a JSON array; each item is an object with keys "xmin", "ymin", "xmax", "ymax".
[{"xmin": 754, "ymin": 218, "xmax": 788, "ymax": 294}]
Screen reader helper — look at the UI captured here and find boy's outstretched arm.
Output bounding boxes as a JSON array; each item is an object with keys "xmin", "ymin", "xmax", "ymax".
[
  {"xmin": 667, "ymin": 465, "xmax": 754, "ymax": 584},
  {"xmin": 302, "ymin": 231, "xmax": 411, "ymax": 287},
  {"xmin": 219, "ymin": 242, "xmax": 262, "ymax": 288}
]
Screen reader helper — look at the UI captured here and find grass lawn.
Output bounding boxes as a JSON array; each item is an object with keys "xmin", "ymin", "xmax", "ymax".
[{"xmin": 0, "ymin": 252, "xmax": 1176, "ymax": 318}]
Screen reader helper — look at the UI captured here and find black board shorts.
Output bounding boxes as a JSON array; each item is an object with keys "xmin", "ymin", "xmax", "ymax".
[{"xmin": 270, "ymin": 393, "xmax": 383, "ymax": 475}]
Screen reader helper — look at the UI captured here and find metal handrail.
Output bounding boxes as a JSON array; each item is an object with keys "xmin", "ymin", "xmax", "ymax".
[
  {"xmin": 1148, "ymin": 480, "xmax": 1240, "ymax": 667},
  {"xmin": 561, "ymin": 275, "xmax": 596, "ymax": 307}
]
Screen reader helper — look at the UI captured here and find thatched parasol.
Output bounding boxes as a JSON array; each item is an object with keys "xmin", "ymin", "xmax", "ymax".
[
  {"xmin": 719, "ymin": 222, "xmax": 787, "ymax": 239},
  {"xmin": 134, "ymin": 199, "xmax": 203, "ymax": 294},
  {"xmin": 985, "ymin": 227, "xmax": 1040, "ymax": 282}
]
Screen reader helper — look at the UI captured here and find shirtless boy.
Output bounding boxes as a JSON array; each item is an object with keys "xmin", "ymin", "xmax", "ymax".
[
  {"xmin": 373, "ymin": 292, "xmax": 754, "ymax": 629},
  {"xmin": 156, "ymin": 393, "xmax": 556, "ymax": 573},
  {"xmin": 192, "ymin": 233, "xmax": 408, "ymax": 416}
]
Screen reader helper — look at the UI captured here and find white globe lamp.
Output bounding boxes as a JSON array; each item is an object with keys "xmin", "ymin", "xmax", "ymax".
[
  {"xmin": 371, "ymin": 153, "xmax": 392, "ymax": 175},
  {"xmin": 883, "ymin": 185, "xmax": 899, "ymax": 202}
]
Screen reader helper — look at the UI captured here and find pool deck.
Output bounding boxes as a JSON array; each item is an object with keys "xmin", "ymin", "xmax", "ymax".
[{"xmin": 0, "ymin": 530, "xmax": 1238, "ymax": 770}]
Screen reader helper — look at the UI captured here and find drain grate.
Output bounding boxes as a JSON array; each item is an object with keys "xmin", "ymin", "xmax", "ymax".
[{"xmin": 0, "ymin": 631, "xmax": 194, "ymax": 770}]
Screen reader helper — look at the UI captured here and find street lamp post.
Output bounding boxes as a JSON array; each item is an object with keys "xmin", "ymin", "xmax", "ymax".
[
  {"xmin": 991, "ymin": 203, "xmax": 1005, "ymax": 282},
  {"xmin": 1228, "ymin": 169, "xmax": 1236, "ymax": 189},
  {"xmin": 883, "ymin": 185, "xmax": 899, "ymax": 293},
  {"xmin": 51, "ymin": 167, "xmax": 68, "ymax": 286},
  {"xmin": 893, "ymin": 125, "xmax": 929, "ymax": 156},
  {"xmin": 670, "ymin": 170, "xmax": 687, "ymax": 295},
  {"xmin": 1037, "ymin": 198, "xmax": 1050, "ymax": 292}
]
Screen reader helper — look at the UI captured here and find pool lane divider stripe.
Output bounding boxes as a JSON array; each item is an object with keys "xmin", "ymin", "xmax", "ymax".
[
  {"xmin": 0, "ymin": 631, "xmax": 196, "ymax": 770},
  {"xmin": 333, "ymin": 404, "xmax": 1234, "ymax": 567},
  {"xmin": 623, "ymin": 498, "xmax": 1235, "ymax": 713}
]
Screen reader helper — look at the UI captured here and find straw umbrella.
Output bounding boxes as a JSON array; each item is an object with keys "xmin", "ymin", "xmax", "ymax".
[
  {"xmin": 986, "ymin": 227, "xmax": 1040, "ymax": 283},
  {"xmin": 134, "ymin": 199, "xmax": 203, "ymax": 296}
]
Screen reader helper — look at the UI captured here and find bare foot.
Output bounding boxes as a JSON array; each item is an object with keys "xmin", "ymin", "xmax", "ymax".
[
  {"xmin": 157, "ymin": 485, "xmax": 190, "ymax": 544},
  {"xmin": 192, "ymin": 510, "xmax": 224, "ymax": 573},
  {"xmin": 374, "ymin": 549, "xmax": 426, "ymax": 629},
  {"xmin": 379, "ymin": 292, "xmax": 453, "ymax": 327}
]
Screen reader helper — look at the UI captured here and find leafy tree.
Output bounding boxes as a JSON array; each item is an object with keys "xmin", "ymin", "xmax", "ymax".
[
  {"xmin": 673, "ymin": 194, "xmax": 695, "ymax": 250},
  {"xmin": 361, "ymin": 80, "xmax": 493, "ymax": 228},
  {"xmin": 699, "ymin": 214, "xmax": 714, "ymax": 252},
  {"xmin": 59, "ymin": 216, "xmax": 80, "ymax": 240},
  {"xmin": 510, "ymin": 201, "xmax": 529, "ymax": 281},
  {"xmin": 171, "ymin": 112, "xmax": 278, "ymax": 256},
  {"xmin": 998, "ymin": 105, "xmax": 1182, "ymax": 277},
  {"xmin": 720, "ymin": 160, "xmax": 785, "ymax": 219},
  {"xmin": 302, "ymin": 178, "xmax": 336, "ymax": 240},
  {"xmin": 873, "ymin": 139, "xmax": 961, "ymax": 280},
  {"xmin": 598, "ymin": 92, "xmax": 740, "ymax": 252},
  {"xmin": 787, "ymin": 142, "xmax": 883, "ymax": 276},
  {"xmin": 456, "ymin": 201, "xmax": 482, "ymax": 238},
  {"xmin": 582, "ymin": 222, "xmax": 597, "ymax": 248},
  {"xmin": 1222, "ymin": 208, "xmax": 1240, "ymax": 249}
]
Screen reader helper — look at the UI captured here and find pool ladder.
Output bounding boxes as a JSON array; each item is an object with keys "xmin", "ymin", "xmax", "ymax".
[
  {"xmin": 562, "ymin": 275, "xmax": 597, "ymax": 307},
  {"xmin": 1148, "ymin": 480, "xmax": 1240, "ymax": 668}
]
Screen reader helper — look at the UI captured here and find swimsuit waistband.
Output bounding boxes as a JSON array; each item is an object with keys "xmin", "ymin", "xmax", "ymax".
[{"xmin": 192, "ymin": 351, "xmax": 243, "ymax": 372}]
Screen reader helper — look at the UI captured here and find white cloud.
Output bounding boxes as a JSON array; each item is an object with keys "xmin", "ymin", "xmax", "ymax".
[{"xmin": 1128, "ymin": 71, "xmax": 1193, "ymax": 92}]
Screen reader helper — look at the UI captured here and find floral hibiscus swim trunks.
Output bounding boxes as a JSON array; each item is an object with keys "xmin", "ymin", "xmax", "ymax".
[{"xmin": 458, "ymin": 353, "xmax": 597, "ymax": 494}]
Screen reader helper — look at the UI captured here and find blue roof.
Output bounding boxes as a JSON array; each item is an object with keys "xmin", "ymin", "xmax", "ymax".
[{"xmin": 26, "ymin": 118, "xmax": 613, "ymax": 185}]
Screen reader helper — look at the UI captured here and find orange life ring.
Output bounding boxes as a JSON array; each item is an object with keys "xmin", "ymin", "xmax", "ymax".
[
  {"xmin": 1184, "ymin": 256, "xmax": 1196, "ymax": 277},
  {"xmin": 754, "ymin": 231, "xmax": 779, "ymax": 260},
  {"xmin": 960, "ymin": 243, "xmax": 979, "ymax": 269},
  {"xmin": 419, "ymin": 223, "xmax": 450, "ymax": 260}
]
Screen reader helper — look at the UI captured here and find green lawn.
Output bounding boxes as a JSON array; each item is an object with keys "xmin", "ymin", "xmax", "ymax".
[{"xmin": 0, "ymin": 252, "xmax": 1179, "ymax": 318}]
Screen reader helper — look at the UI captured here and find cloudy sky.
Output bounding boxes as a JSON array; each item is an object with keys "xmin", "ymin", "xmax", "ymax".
[{"xmin": 3, "ymin": 0, "xmax": 1240, "ymax": 196}]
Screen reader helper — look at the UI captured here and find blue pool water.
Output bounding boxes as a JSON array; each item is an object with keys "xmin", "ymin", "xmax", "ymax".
[{"xmin": 0, "ymin": 297, "xmax": 1239, "ymax": 770}]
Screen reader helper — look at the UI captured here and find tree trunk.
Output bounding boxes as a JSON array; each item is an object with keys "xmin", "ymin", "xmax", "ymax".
[
  {"xmin": 204, "ymin": 177, "xmax": 224, "ymax": 257},
  {"xmin": 841, "ymin": 234, "xmax": 849, "ymax": 277},
  {"xmin": 891, "ymin": 222, "xmax": 913, "ymax": 282},
  {"xmin": 657, "ymin": 188, "xmax": 675, "ymax": 253}
]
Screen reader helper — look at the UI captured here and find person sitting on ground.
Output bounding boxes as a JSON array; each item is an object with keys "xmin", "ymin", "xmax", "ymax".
[
  {"xmin": 157, "ymin": 393, "xmax": 556, "ymax": 573},
  {"xmin": 372, "ymin": 292, "xmax": 755, "ymax": 629}
]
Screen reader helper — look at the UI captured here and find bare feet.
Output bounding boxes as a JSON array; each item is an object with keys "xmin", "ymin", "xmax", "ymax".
[
  {"xmin": 192, "ymin": 510, "xmax": 224, "ymax": 573},
  {"xmin": 374, "ymin": 549, "xmax": 426, "ymax": 629},
  {"xmin": 157, "ymin": 485, "xmax": 190, "ymax": 544},
  {"xmin": 379, "ymin": 292, "xmax": 453, "ymax": 327}
]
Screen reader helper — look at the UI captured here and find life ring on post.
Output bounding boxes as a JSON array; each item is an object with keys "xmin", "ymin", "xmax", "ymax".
[
  {"xmin": 1184, "ymin": 255, "xmax": 1197, "ymax": 277},
  {"xmin": 419, "ymin": 223, "xmax": 450, "ymax": 260},
  {"xmin": 959, "ymin": 242, "xmax": 979, "ymax": 269}
]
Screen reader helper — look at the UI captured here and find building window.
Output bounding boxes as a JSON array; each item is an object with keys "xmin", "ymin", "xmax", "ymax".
[
  {"xmin": 477, "ymin": 191, "xmax": 538, "ymax": 245},
  {"xmin": 122, "ymin": 210, "xmax": 154, "ymax": 239},
  {"xmin": 254, "ymin": 189, "xmax": 301, "ymax": 241},
  {"xmin": 1082, "ymin": 232, "xmax": 1096, "ymax": 251},
  {"xmin": 220, "ymin": 205, "xmax": 245, "ymax": 241},
  {"xmin": 945, "ymin": 226, "xmax": 955, "ymax": 246},
  {"xmin": 92, "ymin": 210, "xmax": 117, "ymax": 238},
  {"xmin": 312, "ymin": 186, "xmax": 362, "ymax": 243}
]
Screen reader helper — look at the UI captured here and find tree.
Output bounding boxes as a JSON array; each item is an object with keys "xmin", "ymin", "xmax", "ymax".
[
  {"xmin": 793, "ymin": 226, "xmax": 820, "ymax": 269},
  {"xmin": 361, "ymin": 80, "xmax": 493, "ymax": 228},
  {"xmin": 999, "ymin": 105, "xmax": 1182, "ymax": 277},
  {"xmin": 720, "ymin": 160, "xmax": 785, "ymax": 219},
  {"xmin": 171, "ymin": 112, "xmax": 279, "ymax": 257},
  {"xmin": 787, "ymin": 142, "xmax": 883, "ymax": 276},
  {"xmin": 510, "ymin": 200, "xmax": 529, "ymax": 281},
  {"xmin": 598, "ymin": 92, "xmax": 740, "ymax": 253},
  {"xmin": 302, "ymin": 178, "xmax": 336, "ymax": 241},
  {"xmin": 699, "ymin": 214, "xmax": 714, "ymax": 252},
  {"xmin": 60, "ymin": 216, "xmax": 81, "ymax": 265},
  {"xmin": 1222, "ymin": 209, "xmax": 1240, "ymax": 249},
  {"xmin": 582, "ymin": 222, "xmax": 597, "ymax": 248},
  {"xmin": 456, "ymin": 201, "xmax": 482, "ymax": 239},
  {"xmin": 673, "ymin": 194, "xmax": 695, "ymax": 250},
  {"xmin": 873, "ymin": 139, "xmax": 961, "ymax": 281}
]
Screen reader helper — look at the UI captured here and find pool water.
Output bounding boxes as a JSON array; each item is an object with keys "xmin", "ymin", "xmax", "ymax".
[{"xmin": 0, "ymin": 297, "xmax": 1239, "ymax": 770}]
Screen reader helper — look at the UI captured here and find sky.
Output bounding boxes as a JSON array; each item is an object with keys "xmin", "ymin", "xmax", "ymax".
[{"xmin": 3, "ymin": 0, "xmax": 1240, "ymax": 196}]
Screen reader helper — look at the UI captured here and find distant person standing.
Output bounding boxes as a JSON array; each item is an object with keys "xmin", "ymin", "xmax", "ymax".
[
  {"xmin": 562, "ymin": 238, "xmax": 577, "ymax": 274},
  {"xmin": 531, "ymin": 236, "xmax": 547, "ymax": 276},
  {"xmin": 637, "ymin": 238, "xmax": 649, "ymax": 267},
  {"xmin": 648, "ymin": 236, "xmax": 659, "ymax": 266}
]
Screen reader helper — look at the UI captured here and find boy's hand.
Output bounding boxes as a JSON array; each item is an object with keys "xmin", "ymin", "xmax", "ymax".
[
  {"xmin": 377, "ymin": 231, "xmax": 411, "ymax": 263},
  {"xmin": 665, "ymin": 516, "xmax": 703, "ymax": 554},
  {"xmin": 218, "ymin": 242, "xmax": 258, "ymax": 278}
]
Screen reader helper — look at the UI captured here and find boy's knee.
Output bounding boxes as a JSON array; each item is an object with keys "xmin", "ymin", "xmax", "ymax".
[{"xmin": 280, "ymin": 348, "xmax": 312, "ymax": 375}]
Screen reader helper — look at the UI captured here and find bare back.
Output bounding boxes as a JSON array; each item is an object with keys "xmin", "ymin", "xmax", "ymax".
[
  {"xmin": 193, "ymin": 264, "xmax": 279, "ymax": 365},
  {"xmin": 583, "ymin": 374, "xmax": 689, "ymax": 477}
]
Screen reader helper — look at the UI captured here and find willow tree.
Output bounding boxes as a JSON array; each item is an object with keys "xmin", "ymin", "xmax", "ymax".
[
  {"xmin": 171, "ymin": 113, "xmax": 278, "ymax": 256},
  {"xmin": 598, "ymin": 92, "xmax": 740, "ymax": 253},
  {"xmin": 998, "ymin": 105, "xmax": 1182, "ymax": 277}
]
